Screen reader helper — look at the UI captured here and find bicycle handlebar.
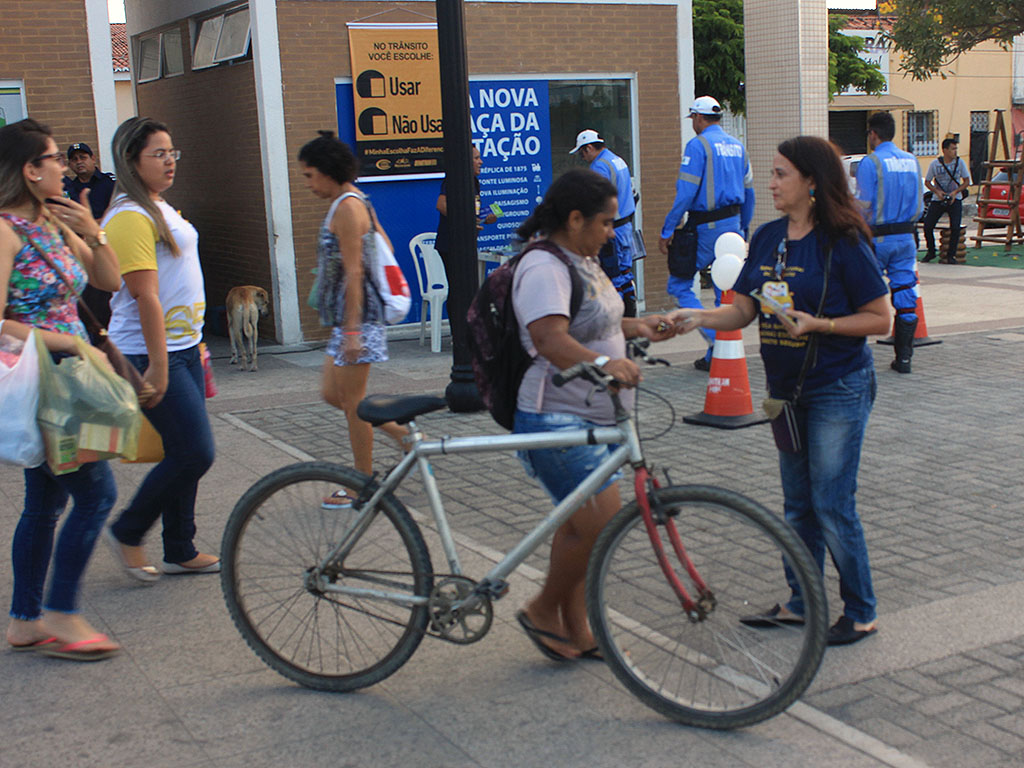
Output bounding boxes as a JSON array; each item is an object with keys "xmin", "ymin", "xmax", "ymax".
[{"xmin": 552, "ymin": 339, "xmax": 671, "ymax": 390}]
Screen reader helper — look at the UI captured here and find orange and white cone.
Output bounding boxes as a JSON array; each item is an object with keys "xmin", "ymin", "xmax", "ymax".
[
  {"xmin": 683, "ymin": 290, "xmax": 768, "ymax": 429},
  {"xmin": 876, "ymin": 265, "xmax": 942, "ymax": 347}
]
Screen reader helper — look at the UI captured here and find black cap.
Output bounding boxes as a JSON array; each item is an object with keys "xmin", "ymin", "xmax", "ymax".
[{"xmin": 67, "ymin": 142, "xmax": 93, "ymax": 157}]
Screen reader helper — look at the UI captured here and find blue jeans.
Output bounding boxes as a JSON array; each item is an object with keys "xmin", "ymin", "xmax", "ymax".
[
  {"xmin": 110, "ymin": 345, "xmax": 215, "ymax": 564},
  {"xmin": 513, "ymin": 410, "xmax": 622, "ymax": 504},
  {"xmin": 779, "ymin": 365, "xmax": 877, "ymax": 624},
  {"xmin": 10, "ymin": 461, "xmax": 117, "ymax": 619}
]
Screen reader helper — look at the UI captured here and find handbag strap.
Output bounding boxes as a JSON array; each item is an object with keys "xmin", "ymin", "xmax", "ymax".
[{"xmin": 789, "ymin": 238, "xmax": 833, "ymax": 401}]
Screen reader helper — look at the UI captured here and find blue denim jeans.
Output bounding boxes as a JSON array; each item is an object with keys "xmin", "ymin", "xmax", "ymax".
[
  {"xmin": 513, "ymin": 410, "xmax": 621, "ymax": 504},
  {"xmin": 779, "ymin": 364, "xmax": 878, "ymax": 624},
  {"xmin": 10, "ymin": 460, "xmax": 117, "ymax": 619},
  {"xmin": 110, "ymin": 345, "xmax": 215, "ymax": 564}
]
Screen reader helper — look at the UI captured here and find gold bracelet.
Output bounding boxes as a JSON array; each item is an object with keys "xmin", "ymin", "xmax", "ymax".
[{"xmin": 828, "ymin": 319, "xmax": 836, "ymax": 334}]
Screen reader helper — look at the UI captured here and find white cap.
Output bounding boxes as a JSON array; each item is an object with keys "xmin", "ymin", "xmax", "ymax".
[
  {"xmin": 688, "ymin": 96, "xmax": 723, "ymax": 116},
  {"xmin": 569, "ymin": 129, "xmax": 603, "ymax": 154}
]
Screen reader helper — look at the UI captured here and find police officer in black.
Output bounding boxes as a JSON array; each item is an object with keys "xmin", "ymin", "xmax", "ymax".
[{"xmin": 63, "ymin": 142, "xmax": 117, "ymax": 326}]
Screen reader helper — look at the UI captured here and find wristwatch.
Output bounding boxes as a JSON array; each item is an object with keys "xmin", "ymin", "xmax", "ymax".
[
  {"xmin": 593, "ymin": 355, "xmax": 611, "ymax": 368},
  {"xmin": 86, "ymin": 230, "xmax": 108, "ymax": 248}
]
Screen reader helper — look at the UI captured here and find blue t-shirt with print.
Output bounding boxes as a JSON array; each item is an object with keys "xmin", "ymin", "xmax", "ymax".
[{"xmin": 734, "ymin": 217, "xmax": 887, "ymax": 398}]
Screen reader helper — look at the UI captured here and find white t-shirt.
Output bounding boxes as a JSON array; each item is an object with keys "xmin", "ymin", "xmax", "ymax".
[
  {"xmin": 512, "ymin": 246, "xmax": 631, "ymax": 425},
  {"xmin": 103, "ymin": 196, "xmax": 205, "ymax": 354}
]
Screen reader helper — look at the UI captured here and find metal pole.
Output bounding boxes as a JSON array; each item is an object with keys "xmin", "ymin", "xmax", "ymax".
[{"xmin": 435, "ymin": 0, "xmax": 483, "ymax": 412}]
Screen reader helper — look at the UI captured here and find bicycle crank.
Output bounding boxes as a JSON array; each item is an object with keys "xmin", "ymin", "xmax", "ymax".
[{"xmin": 427, "ymin": 576, "xmax": 493, "ymax": 644}]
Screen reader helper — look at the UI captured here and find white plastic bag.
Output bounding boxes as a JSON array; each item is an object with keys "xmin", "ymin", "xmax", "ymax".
[
  {"xmin": 369, "ymin": 230, "xmax": 411, "ymax": 324},
  {"xmin": 0, "ymin": 325, "xmax": 45, "ymax": 468}
]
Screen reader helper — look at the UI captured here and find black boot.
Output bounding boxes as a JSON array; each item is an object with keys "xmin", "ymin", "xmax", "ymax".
[
  {"xmin": 921, "ymin": 250, "xmax": 937, "ymax": 263},
  {"xmin": 890, "ymin": 317, "xmax": 917, "ymax": 374}
]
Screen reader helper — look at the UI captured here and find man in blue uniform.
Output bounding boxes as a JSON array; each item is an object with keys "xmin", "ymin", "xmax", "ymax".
[
  {"xmin": 856, "ymin": 111, "xmax": 924, "ymax": 373},
  {"xmin": 659, "ymin": 96, "xmax": 754, "ymax": 370},
  {"xmin": 63, "ymin": 142, "xmax": 116, "ymax": 219},
  {"xmin": 63, "ymin": 142, "xmax": 117, "ymax": 327},
  {"xmin": 571, "ymin": 129, "xmax": 638, "ymax": 316}
]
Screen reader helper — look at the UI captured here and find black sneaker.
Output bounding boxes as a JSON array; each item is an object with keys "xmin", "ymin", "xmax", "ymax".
[
  {"xmin": 693, "ymin": 356, "xmax": 711, "ymax": 372},
  {"xmin": 890, "ymin": 358, "xmax": 911, "ymax": 374},
  {"xmin": 921, "ymin": 251, "xmax": 937, "ymax": 262}
]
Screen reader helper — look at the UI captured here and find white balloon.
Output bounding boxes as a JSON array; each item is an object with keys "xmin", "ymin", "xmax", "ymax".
[
  {"xmin": 714, "ymin": 231, "xmax": 747, "ymax": 261},
  {"xmin": 711, "ymin": 252, "xmax": 744, "ymax": 291}
]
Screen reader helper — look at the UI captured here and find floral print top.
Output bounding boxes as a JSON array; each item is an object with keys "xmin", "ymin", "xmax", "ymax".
[{"xmin": 1, "ymin": 213, "xmax": 88, "ymax": 340}]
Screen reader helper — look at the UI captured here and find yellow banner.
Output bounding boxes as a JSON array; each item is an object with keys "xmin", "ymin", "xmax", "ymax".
[{"xmin": 347, "ymin": 23, "xmax": 443, "ymax": 178}]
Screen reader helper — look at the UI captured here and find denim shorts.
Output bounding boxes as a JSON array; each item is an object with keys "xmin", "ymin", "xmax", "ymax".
[{"xmin": 513, "ymin": 409, "xmax": 622, "ymax": 504}]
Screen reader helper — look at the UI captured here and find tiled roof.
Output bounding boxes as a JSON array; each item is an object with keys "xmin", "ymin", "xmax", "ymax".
[
  {"xmin": 111, "ymin": 23, "xmax": 129, "ymax": 72},
  {"xmin": 833, "ymin": 12, "xmax": 896, "ymax": 32}
]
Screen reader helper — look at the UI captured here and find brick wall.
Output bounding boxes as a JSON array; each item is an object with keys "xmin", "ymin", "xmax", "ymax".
[
  {"xmin": 135, "ymin": 21, "xmax": 271, "ymax": 335},
  {"xmin": 278, "ymin": 0, "xmax": 683, "ymax": 339},
  {"xmin": 0, "ymin": 0, "xmax": 101, "ymax": 159}
]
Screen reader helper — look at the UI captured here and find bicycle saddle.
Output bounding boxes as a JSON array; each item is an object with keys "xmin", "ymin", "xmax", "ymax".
[{"xmin": 357, "ymin": 393, "xmax": 448, "ymax": 425}]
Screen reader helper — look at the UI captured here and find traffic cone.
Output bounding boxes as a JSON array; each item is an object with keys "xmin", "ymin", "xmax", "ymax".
[
  {"xmin": 683, "ymin": 290, "xmax": 768, "ymax": 429},
  {"xmin": 876, "ymin": 268, "xmax": 941, "ymax": 347}
]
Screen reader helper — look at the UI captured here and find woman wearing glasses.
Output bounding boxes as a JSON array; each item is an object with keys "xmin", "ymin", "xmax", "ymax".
[
  {"xmin": 101, "ymin": 117, "xmax": 219, "ymax": 581},
  {"xmin": 1, "ymin": 118, "xmax": 122, "ymax": 659}
]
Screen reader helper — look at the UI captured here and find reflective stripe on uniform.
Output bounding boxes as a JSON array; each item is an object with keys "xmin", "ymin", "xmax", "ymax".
[{"xmin": 698, "ymin": 134, "xmax": 715, "ymax": 211}]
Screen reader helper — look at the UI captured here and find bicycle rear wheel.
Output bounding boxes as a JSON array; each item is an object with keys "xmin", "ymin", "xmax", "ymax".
[
  {"xmin": 586, "ymin": 485, "xmax": 827, "ymax": 729},
  {"xmin": 221, "ymin": 462, "xmax": 433, "ymax": 692}
]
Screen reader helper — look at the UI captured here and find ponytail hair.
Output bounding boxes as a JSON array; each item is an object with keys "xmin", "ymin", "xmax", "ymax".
[{"xmin": 517, "ymin": 168, "xmax": 617, "ymax": 241}]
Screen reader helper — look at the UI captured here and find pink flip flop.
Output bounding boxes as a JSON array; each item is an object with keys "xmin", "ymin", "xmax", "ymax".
[
  {"xmin": 39, "ymin": 633, "xmax": 119, "ymax": 662},
  {"xmin": 9, "ymin": 637, "xmax": 57, "ymax": 652}
]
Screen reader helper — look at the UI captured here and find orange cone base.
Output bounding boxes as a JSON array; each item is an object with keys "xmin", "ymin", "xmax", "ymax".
[{"xmin": 683, "ymin": 410, "xmax": 768, "ymax": 429}]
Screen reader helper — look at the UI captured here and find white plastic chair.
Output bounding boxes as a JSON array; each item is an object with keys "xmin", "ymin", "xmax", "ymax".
[{"xmin": 408, "ymin": 232, "xmax": 449, "ymax": 353}]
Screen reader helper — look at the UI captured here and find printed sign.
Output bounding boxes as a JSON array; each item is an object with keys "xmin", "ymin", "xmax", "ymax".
[
  {"xmin": 0, "ymin": 82, "xmax": 27, "ymax": 127},
  {"xmin": 347, "ymin": 23, "xmax": 443, "ymax": 178},
  {"xmin": 470, "ymin": 79, "xmax": 553, "ymax": 251}
]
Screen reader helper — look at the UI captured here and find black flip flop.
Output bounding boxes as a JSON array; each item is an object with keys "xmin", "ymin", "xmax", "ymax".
[
  {"xmin": 579, "ymin": 647, "xmax": 605, "ymax": 662},
  {"xmin": 515, "ymin": 610, "xmax": 575, "ymax": 662},
  {"xmin": 827, "ymin": 616, "xmax": 877, "ymax": 646},
  {"xmin": 739, "ymin": 603, "xmax": 805, "ymax": 628}
]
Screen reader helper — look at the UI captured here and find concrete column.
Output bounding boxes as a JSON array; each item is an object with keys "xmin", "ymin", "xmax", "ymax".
[
  {"xmin": 85, "ymin": 0, "xmax": 117, "ymax": 163},
  {"xmin": 743, "ymin": 0, "xmax": 829, "ymax": 228}
]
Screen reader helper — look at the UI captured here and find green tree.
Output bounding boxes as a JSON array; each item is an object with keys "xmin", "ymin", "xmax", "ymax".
[
  {"xmin": 887, "ymin": 0, "xmax": 1024, "ymax": 80},
  {"xmin": 829, "ymin": 15, "xmax": 888, "ymax": 98},
  {"xmin": 692, "ymin": 3, "xmax": 887, "ymax": 116}
]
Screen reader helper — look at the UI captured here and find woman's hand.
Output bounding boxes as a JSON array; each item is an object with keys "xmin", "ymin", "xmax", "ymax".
[
  {"xmin": 343, "ymin": 332, "xmax": 363, "ymax": 364},
  {"xmin": 782, "ymin": 310, "xmax": 826, "ymax": 338},
  {"xmin": 667, "ymin": 307, "xmax": 704, "ymax": 334},
  {"xmin": 628, "ymin": 314, "xmax": 676, "ymax": 342},
  {"xmin": 141, "ymin": 362, "xmax": 168, "ymax": 408},
  {"xmin": 45, "ymin": 192, "xmax": 101, "ymax": 241}
]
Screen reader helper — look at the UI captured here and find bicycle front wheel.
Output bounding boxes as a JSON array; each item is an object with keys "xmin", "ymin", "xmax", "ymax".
[
  {"xmin": 221, "ymin": 462, "xmax": 433, "ymax": 692},
  {"xmin": 587, "ymin": 485, "xmax": 827, "ymax": 730}
]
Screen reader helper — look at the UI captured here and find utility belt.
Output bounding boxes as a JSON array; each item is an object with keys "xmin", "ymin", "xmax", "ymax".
[
  {"xmin": 613, "ymin": 212, "xmax": 635, "ymax": 229},
  {"xmin": 685, "ymin": 204, "xmax": 741, "ymax": 228},
  {"xmin": 871, "ymin": 221, "xmax": 917, "ymax": 237}
]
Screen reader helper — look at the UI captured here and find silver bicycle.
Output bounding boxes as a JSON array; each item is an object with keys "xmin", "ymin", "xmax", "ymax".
[{"xmin": 221, "ymin": 344, "xmax": 828, "ymax": 729}]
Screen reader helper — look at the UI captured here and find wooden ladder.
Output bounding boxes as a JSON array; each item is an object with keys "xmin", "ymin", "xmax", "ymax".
[{"xmin": 972, "ymin": 109, "xmax": 1023, "ymax": 251}]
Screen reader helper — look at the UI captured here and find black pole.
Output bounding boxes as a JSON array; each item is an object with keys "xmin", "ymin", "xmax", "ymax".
[{"xmin": 436, "ymin": 0, "xmax": 483, "ymax": 412}]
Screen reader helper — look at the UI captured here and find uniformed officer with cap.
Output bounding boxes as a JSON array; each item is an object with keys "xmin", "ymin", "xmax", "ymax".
[
  {"xmin": 63, "ymin": 142, "xmax": 116, "ymax": 220},
  {"xmin": 856, "ymin": 111, "xmax": 924, "ymax": 374},
  {"xmin": 659, "ymin": 96, "xmax": 754, "ymax": 370},
  {"xmin": 63, "ymin": 142, "xmax": 117, "ymax": 326},
  {"xmin": 570, "ymin": 129, "xmax": 639, "ymax": 316}
]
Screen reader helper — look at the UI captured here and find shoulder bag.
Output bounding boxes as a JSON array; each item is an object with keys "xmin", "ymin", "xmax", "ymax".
[{"xmin": 761, "ymin": 239, "xmax": 833, "ymax": 454}]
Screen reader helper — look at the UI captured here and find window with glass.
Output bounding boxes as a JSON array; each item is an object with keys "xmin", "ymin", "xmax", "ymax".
[
  {"xmin": 163, "ymin": 29, "xmax": 184, "ymax": 77},
  {"xmin": 548, "ymin": 80, "xmax": 633, "ymax": 180},
  {"xmin": 137, "ymin": 35, "xmax": 161, "ymax": 82},
  {"xmin": 192, "ymin": 6, "xmax": 251, "ymax": 70},
  {"xmin": 904, "ymin": 110, "xmax": 937, "ymax": 156}
]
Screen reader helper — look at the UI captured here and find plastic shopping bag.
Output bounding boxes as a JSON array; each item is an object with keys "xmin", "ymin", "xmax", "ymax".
[
  {"xmin": 0, "ymin": 327, "xmax": 45, "ymax": 468},
  {"xmin": 35, "ymin": 333, "xmax": 141, "ymax": 474}
]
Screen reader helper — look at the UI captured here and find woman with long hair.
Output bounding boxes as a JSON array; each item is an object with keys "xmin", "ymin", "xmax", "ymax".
[
  {"xmin": 670, "ymin": 136, "xmax": 890, "ymax": 646},
  {"xmin": 511, "ymin": 168, "xmax": 675, "ymax": 660},
  {"xmin": 1, "ymin": 118, "xmax": 122, "ymax": 659},
  {"xmin": 299, "ymin": 131, "xmax": 406, "ymax": 508},
  {"xmin": 102, "ymin": 117, "xmax": 218, "ymax": 580}
]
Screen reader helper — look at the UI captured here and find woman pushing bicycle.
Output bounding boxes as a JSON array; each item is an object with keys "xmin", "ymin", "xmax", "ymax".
[
  {"xmin": 670, "ymin": 136, "xmax": 890, "ymax": 646},
  {"xmin": 510, "ymin": 168, "xmax": 675, "ymax": 661}
]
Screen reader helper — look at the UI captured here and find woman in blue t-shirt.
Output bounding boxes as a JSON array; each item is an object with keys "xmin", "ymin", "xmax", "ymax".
[{"xmin": 670, "ymin": 136, "xmax": 890, "ymax": 646}]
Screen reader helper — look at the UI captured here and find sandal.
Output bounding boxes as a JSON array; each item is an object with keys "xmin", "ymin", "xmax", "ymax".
[
  {"xmin": 321, "ymin": 490, "xmax": 356, "ymax": 510},
  {"xmin": 515, "ymin": 610, "xmax": 576, "ymax": 662},
  {"xmin": 739, "ymin": 603, "xmax": 805, "ymax": 628}
]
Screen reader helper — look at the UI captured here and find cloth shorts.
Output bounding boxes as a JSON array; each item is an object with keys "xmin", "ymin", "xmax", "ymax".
[
  {"xmin": 513, "ymin": 409, "xmax": 622, "ymax": 504},
  {"xmin": 325, "ymin": 322, "xmax": 388, "ymax": 366}
]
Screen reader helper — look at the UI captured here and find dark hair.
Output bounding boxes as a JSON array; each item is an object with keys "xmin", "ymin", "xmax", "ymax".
[
  {"xmin": 109, "ymin": 116, "xmax": 178, "ymax": 255},
  {"xmin": 0, "ymin": 118, "xmax": 52, "ymax": 209},
  {"xmin": 298, "ymin": 131, "xmax": 358, "ymax": 185},
  {"xmin": 517, "ymin": 168, "xmax": 617, "ymax": 240},
  {"xmin": 777, "ymin": 136, "xmax": 871, "ymax": 244},
  {"xmin": 941, "ymin": 137, "xmax": 958, "ymax": 150},
  {"xmin": 867, "ymin": 111, "xmax": 895, "ymax": 142}
]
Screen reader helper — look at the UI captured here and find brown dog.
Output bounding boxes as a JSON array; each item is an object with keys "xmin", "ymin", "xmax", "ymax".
[{"xmin": 226, "ymin": 286, "xmax": 269, "ymax": 371}]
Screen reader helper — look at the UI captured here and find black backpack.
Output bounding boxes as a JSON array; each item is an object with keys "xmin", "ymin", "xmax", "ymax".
[{"xmin": 467, "ymin": 240, "xmax": 583, "ymax": 430}]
